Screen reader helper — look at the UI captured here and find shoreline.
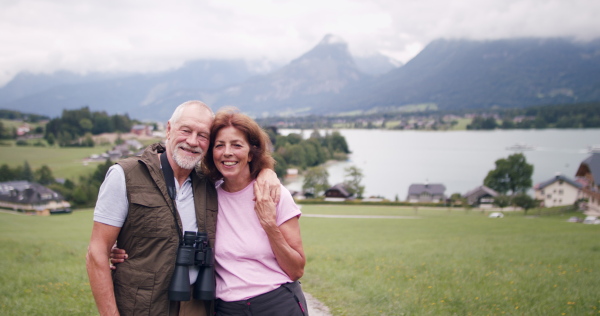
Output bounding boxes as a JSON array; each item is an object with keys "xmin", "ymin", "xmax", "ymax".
[{"xmin": 282, "ymin": 159, "xmax": 350, "ymax": 193}]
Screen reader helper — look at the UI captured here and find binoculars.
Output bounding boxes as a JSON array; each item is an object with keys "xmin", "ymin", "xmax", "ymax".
[{"xmin": 168, "ymin": 231, "xmax": 215, "ymax": 301}]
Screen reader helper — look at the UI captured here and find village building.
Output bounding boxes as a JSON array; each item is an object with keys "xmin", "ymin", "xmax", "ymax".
[
  {"xmin": 0, "ymin": 181, "xmax": 71, "ymax": 215},
  {"xmin": 575, "ymin": 153, "xmax": 600, "ymax": 216},
  {"xmin": 407, "ymin": 183, "xmax": 446, "ymax": 203},
  {"xmin": 130, "ymin": 124, "xmax": 153, "ymax": 137},
  {"xmin": 534, "ymin": 173, "xmax": 583, "ymax": 207},
  {"xmin": 324, "ymin": 183, "xmax": 354, "ymax": 202},
  {"xmin": 16, "ymin": 123, "xmax": 30, "ymax": 136},
  {"xmin": 463, "ymin": 185, "xmax": 498, "ymax": 208}
]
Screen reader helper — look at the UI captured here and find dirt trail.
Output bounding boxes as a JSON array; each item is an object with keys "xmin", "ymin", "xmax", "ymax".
[{"xmin": 305, "ymin": 292, "xmax": 332, "ymax": 316}]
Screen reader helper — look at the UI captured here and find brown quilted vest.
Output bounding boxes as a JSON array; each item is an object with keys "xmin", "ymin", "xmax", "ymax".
[{"xmin": 112, "ymin": 143, "xmax": 218, "ymax": 315}]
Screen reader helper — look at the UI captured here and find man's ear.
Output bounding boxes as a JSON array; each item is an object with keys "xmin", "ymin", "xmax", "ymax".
[{"xmin": 166, "ymin": 121, "xmax": 172, "ymax": 140}]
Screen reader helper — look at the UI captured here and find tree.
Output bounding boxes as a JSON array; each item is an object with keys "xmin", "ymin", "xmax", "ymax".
[
  {"xmin": 21, "ymin": 161, "xmax": 34, "ymax": 182},
  {"xmin": 81, "ymin": 133, "xmax": 95, "ymax": 147},
  {"xmin": 493, "ymin": 195, "xmax": 512, "ymax": 211},
  {"xmin": 0, "ymin": 164, "xmax": 15, "ymax": 181},
  {"xmin": 449, "ymin": 193, "xmax": 465, "ymax": 207},
  {"xmin": 302, "ymin": 166, "xmax": 329, "ymax": 197},
  {"xmin": 326, "ymin": 131, "xmax": 350, "ymax": 154},
  {"xmin": 79, "ymin": 118, "xmax": 93, "ymax": 133},
  {"xmin": 272, "ymin": 152, "xmax": 288, "ymax": 179},
  {"xmin": 512, "ymin": 193, "xmax": 539, "ymax": 215},
  {"xmin": 484, "ymin": 153, "xmax": 533, "ymax": 195},
  {"xmin": 91, "ymin": 159, "xmax": 114, "ymax": 185},
  {"xmin": 34, "ymin": 165, "xmax": 55, "ymax": 185},
  {"xmin": 342, "ymin": 166, "xmax": 365, "ymax": 198},
  {"xmin": 46, "ymin": 133, "xmax": 55, "ymax": 146}
]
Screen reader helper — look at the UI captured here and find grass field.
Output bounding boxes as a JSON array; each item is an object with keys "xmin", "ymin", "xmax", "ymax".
[
  {"xmin": 450, "ymin": 118, "xmax": 471, "ymax": 130},
  {"xmin": 0, "ymin": 144, "xmax": 114, "ymax": 181},
  {"xmin": 1, "ymin": 206, "xmax": 599, "ymax": 315}
]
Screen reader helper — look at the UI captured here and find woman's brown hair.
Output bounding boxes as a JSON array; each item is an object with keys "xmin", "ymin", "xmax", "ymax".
[{"xmin": 202, "ymin": 107, "xmax": 275, "ymax": 182}]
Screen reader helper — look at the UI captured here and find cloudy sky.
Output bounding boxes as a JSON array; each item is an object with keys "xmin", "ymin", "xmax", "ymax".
[{"xmin": 1, "ymin": 0, "xmax": 599, "ymax": 86}]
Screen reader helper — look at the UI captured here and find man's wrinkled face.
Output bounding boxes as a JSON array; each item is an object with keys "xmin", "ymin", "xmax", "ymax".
[{"xmin": 166, "ymin": 105, "xmax": 213, "ymax": 170}]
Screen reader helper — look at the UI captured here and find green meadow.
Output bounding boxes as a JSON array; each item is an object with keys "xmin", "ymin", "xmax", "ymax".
[
  {"xmin": 1, "ymin": 205, "xmax": 599, "ymax": 315},
  {"xmin": 0, "ymin": 144, "xmax": 114, "ymax": 180}
]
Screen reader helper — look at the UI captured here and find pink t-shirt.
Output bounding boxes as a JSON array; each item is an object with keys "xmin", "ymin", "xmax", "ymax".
[{"xmin": 214, "ymin": 180, "xmax": 301, "ymax": 302}]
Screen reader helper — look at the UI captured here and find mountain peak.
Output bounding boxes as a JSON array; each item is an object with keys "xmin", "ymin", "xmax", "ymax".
[{"xmin": 319, "ymin": 34, "xmax": 347, "ymax": 46}]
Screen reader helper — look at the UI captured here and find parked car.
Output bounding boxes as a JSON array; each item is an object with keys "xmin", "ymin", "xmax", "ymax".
[
  {"xmin": 488, "ymin": 212, "xmax": 504, "ymax": 218},
  {"xmin": 583, "ymin": 216, "xmax": 600, "ymax": 224}
]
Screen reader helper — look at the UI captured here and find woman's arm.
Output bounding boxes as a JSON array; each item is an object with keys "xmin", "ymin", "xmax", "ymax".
[{"xmin": 253, "ymin": 181, "xmax": 305, "ymax": 280}]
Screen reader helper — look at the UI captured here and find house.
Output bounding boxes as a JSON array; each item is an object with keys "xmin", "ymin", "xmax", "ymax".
[
  {"xmin": 407, "ymin": 183, "xmax": 446, "ymax": 203},
  {"xmin": 285, "ymin": 168, "xmax": 299, "ymax": 179},
  {"xmin": 130, "ymin": 124, "xmax": 153, "ymax": 136},
  {"xmin": 575, "ymin": 153, "xmax": 600, "ymax": 216},
  {"xmin": 16, "ymin": 124, "xmax": 30, "ymax": 136},
  {"xmin": 324, "ymin": 183, "xmax": 354, "ymax": 201},
  {"xmin": 534, "ymin": 173, "xmax": 583, "ymax": 207},
  {"xmin": 463, "ymin": 185, "xmax": 498, "ymax": 208},
  {"xmin": 0, "ymin": 181, "xmax": 71, "ymax": 215}
]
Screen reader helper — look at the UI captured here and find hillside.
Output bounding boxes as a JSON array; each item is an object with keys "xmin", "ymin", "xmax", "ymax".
[
  {"xmin": 328, "ymin": 38, "xmax": 600, "ymax": 113},
  {"xmin": 0, "ymin": 36, "xmax": 599, "ymax": 120}
]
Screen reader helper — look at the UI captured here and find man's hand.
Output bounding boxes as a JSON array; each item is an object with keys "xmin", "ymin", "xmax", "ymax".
[
  {"xmin": 253, "ymin": 181, "xmax": 278, "ymax": 228},
  {"xmin": 256, "ymin": 168, "xmax": 281, "ymax": 204}
]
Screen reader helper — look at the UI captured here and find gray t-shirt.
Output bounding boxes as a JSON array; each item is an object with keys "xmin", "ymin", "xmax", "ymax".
[
  {"xmin": 93, "ymin": 164, "xmax": 200, "ymax": 282},
  {"xmin": 94, "ymin": 164, "xmax": 198, "ymax": 233}
]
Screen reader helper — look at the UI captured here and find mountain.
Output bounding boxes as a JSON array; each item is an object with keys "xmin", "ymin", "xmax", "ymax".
[
  {"xmin": 0, "ymin": 59, "xmax": 279, "ymax": 120},
  {"xmin": 129, "ymin": 34, "xmax": 369, "ymax": 117},
  {"xmin": 1, "ymin": 36, "xmax": 599, "ymax": 120},
  {"xmin": 326, "ymin": 38, "xmax": 600, "ymax": 113},
  {"xmin": 0, "ymin": 34, "xmax": 400, "ymax": 120},
  {"xmin": 354, "ymin": 53, "xmax": 403, "ymax": 76},
  {"xmin": 0, "ymin": 71, "xmax": 127, "ymax": 103},
  {"xmin": 191, "ymin": 34, "xmax": 369, "ymax": 116}
]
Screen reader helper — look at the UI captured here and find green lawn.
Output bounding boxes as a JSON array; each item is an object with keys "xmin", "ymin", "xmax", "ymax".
[
  {"xmin": 0, "ymin": 210, "xmax": 96, "ymax": 315},
  {"xmin": 1, "ymin": 206, "xmax": 598, "ymax": 315},
  {"xmin": 299, "ymin": 205, "xmax": 600, "ymax": 315},
  {"xmin": 450, "ymin": 118, "xmax": 471, "ymax": 130},
  {"xmin": 0, "ymin": 144, "xmax": 113, "ymax": 180}
]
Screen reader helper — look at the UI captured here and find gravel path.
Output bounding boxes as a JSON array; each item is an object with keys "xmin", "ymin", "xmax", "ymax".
[{"xmin": 304, "ymin": 292, "xmax": 332, "ymax": 316}]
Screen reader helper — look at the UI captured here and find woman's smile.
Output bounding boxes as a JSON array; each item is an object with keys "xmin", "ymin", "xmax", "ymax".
[{"xmin": 213, "ymin": 126, "xmax": 253, "ymax": 191}]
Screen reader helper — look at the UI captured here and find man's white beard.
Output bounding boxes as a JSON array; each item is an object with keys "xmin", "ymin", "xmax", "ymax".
[{"xmin": 172, "ymin": 143, "xmax": 203, "ymax": 170}]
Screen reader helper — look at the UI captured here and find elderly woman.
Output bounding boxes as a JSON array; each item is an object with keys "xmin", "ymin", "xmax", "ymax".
[{"xmin": 203, "ymin": 108, "xmax": 307, "ymax": 316}]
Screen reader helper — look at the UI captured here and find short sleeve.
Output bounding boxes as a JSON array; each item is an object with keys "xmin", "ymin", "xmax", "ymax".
[
  {"xmin": 93, "ymin": 164, "xmax": 129, "ymax": 227},
  {"xmin": 276, "ymin": 184, "xmax": 301, "ymax": 226}
]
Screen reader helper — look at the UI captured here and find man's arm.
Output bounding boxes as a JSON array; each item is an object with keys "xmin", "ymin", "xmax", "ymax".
[
  {"xmin": 86, "ymin": 222, "xmax": 122, "ymax": 316},
  {"xmin": 256, "ymin": 168, "xmax": 281, "ymax": 204}
]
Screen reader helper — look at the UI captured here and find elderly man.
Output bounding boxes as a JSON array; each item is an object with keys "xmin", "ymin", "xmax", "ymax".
[{"xmin": 86, "ymin": 101, "xmax": 280, "ymax": 316}]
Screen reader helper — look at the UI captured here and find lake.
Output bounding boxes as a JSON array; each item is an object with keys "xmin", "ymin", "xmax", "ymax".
[{"xmin": 281, "ymin": 128, "xmax": 600, "ymax": 200}]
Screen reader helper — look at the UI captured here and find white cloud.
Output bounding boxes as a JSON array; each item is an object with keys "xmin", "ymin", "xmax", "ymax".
[{"xmin": 0, "ymin": 0, "xmax": 599, "ymax": 86}]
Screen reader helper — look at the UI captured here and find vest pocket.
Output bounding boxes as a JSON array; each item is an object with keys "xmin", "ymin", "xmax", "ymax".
[
  {"xmin": 129, "ymin": 189, "xmax": 172, "ymax": 237},
  {"xmin": 114, "ymin": 267, "xmax": 155, "ymax": 315}
]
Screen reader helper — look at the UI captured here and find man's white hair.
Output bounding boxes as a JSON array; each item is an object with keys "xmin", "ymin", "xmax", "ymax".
[{"xmin": 168, "ymin": 100, "xmax": 214, "ymax": 125}]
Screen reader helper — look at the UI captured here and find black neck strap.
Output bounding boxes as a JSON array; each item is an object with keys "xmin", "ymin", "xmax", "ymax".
[
  {"xmin": 160, "ymin": 152, "xmax": 183, "ymax": 240},
  {"xmin": 159, "ymin": 151, "xmax": 208, "ymax": 239},
  {"xmin": 160, "ymin": 152, "xmax": 177, "ymax": 201}
]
